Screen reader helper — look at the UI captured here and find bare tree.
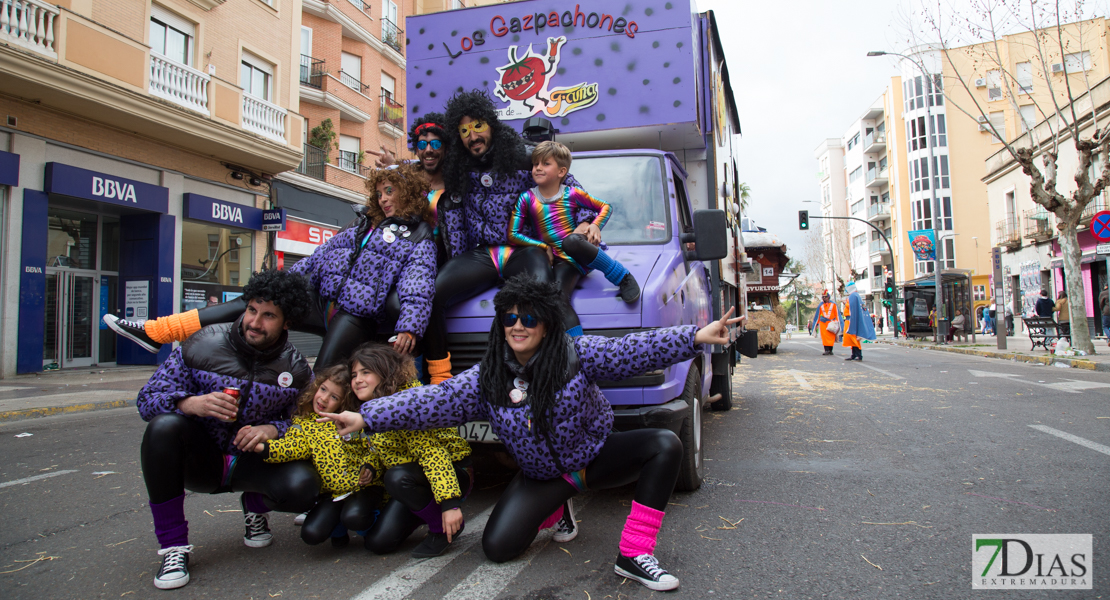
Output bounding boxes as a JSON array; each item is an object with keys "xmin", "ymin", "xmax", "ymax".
[{"xmin": 904, "ymin": 0, "xmax": 1108, "ymax": 353}]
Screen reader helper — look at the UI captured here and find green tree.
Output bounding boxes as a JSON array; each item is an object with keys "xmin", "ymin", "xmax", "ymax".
[
  {"xmin": 737, "ymin": 182, "xmax": 751, "ymax": 215},
  {"xmin": 781, "ymin": 258, "xmax": 816, "ymax": 328}
]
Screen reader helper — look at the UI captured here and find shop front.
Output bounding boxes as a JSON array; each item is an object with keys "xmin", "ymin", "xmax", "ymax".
[
  {"xmin": 179, "ymin": 193, "xmax": 272, "ymax": 314},
  {"xmin": 1049, "ymin": 230, "xmax": 1105, "ymax": 336}
]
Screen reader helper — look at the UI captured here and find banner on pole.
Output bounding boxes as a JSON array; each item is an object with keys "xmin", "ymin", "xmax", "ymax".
[{"xmin": 908, "ymin": 229, "xmax": 937, "ymax": 261}]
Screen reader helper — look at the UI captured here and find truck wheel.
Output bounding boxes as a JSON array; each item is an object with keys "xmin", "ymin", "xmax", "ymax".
[
  {"xmin": 710, "ymin": 366, "xmax": 733, "ymax": 411},
  {"xmin": 675, "ymin": 367, "xmax": 704, "ymax": 491},
  {"xmin": 769, "ymin": 346, "xmax": 778, "ymax": 354}
]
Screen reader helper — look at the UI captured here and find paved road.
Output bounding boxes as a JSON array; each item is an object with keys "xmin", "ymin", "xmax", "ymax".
[{"xmin": 1, "ymin": 343, "xmax": 1107, "ymax": 598}]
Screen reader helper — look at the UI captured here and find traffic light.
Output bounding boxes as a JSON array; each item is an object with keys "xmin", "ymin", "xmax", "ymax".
[
  {"xmin": 884, "ymin": 276, "xmax": 895, "ymax": 299},
  {"xmin": 799, "ymin": 210, "xmax": 809, "ymax": 230}
]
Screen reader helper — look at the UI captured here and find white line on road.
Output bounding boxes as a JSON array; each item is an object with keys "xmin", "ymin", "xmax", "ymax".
[
  {"xmin": 1029, "ymin": 425, "xmax": 1110, "ymax": 456},
  {"xmin": 787, "ymin": 370, "xmax": 813, "ymax": 390},
  {"xmin": 0, "ymin": 469, "xmax": 78, "ymax": 489},
  {"xmin": 854, "ymin": 362, "xmax": 904, "ymax": 380}
]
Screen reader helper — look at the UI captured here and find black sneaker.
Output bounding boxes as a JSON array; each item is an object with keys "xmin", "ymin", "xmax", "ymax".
[
  {"xmin": 411, "ymin": 521, "xmax": 464, "ymax": 558},
  {"xmin": 618, "ymin": 273, "xmax": 641, "ymax": 303},
  {"xmin": 552, "ymin": 499, "xmax": 578, "ymax": 542},
  {"xmin": 103, "ymin": 314, "xmax": 162, "ymax": 353},
  {"xmin": 614, "ymin": 554, "xmax": 679, "ymax": 591},
  {"xmin": 241, "ymin": 495, "xmax": 273, "ymax": 548},
  {"xmin": 154, "ymin": 545, "xmax": 193, "ymax": 590}
]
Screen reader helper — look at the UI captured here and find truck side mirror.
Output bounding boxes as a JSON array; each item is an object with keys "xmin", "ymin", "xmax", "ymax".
[{"xmin": 680, "ymin": 209, "xmax": 728, "ymax": 261}]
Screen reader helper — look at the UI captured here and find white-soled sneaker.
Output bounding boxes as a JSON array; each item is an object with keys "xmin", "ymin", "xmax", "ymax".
[
  {"xmin": 103, "ymin": 314, "xmax": 162, "ymax": 353},
  {"xmin": 293, "ymin": 512, "xmax": 307, "ymax": 526},
  {"xmin": 153, "ymin": 545, "xmax": 193, "ymax": 590},
  {"xmin": 614, "ymin": 553, "xmax": 680, "ymax": 591},
  {"xmin": 241, "ymin": 495, "xmax": 273, "ymax": 548},
  {"xmin": 552, "ymin": 499, "xmax": 578, "ymax": 542}
]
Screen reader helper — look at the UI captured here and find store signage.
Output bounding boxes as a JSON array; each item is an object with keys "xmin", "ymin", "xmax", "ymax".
[
  {"xmin": 183, "ymin": 193, "xmax": 268, "ymax": 230},
  {"xmin": 748, "ymin": 285, "xmax": 780, "ymax": 292},
  {"xmin": 276, "ymin": 219, "xmax": 339, "ymax": 256},
  {"xmin": 1098, "ymin": 243, "xmax": 1110, "ymax": 255},
  {"xmin": 0, "ymin": 150, "xmax": 18, "ymax": 186},
  {"xmin": 44, "ymin": 162, "xmax": 168, "ymax": 213},
  {"xmin": 262, "ymin": 209, "xmax": 287, "ymax": 232}
]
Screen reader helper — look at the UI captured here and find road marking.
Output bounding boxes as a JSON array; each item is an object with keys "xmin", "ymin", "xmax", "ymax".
[
  {"xmin": 854, "ymin": 362, "xmax": 904, "ymax": 380},
  {"xmin": 1046, "ymin": 379, "xmax": 1110, "ymax": 392},
  {"xmin": 0, "ymin": 469, "xmax": 78, "ymax": 489},
  {"xmin": 968, "ymin": 370, "xmax": 1024, "ymax": 380},
  {"xmin": 0, "ymin": 386, "xmax": 32, "ymax": 392},
  {"xmin": 787, "ymin": 370, "xmax": 813, "ymax": 390},
  {"xmin": 1029, "ymin": 425, "xmax": 1110, "ymax": 456},
  {"xmin": 968, "ymin": 370, "xmax": 1087, "ymax": 394},
  {"xmin": 351, "ymin": 506, "xmax": 495, "ymax": 600}
]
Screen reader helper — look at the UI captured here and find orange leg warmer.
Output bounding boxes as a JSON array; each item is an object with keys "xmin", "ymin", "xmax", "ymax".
[{"xmin": 143, "ymin": 310, "xmax": 202, "ymax": 344}]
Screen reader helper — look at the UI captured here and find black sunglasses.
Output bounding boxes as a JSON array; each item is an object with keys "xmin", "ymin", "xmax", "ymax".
[
  {"xmin": 416, "ymin": 139, "xmax": 443, "ymax": 150},
  {"xmin": 501, "ymin": 313, "xmax": 539, "ymax": 328}
]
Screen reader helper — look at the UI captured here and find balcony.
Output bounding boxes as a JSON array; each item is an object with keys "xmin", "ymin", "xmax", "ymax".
[
  {"xmin": 302, "ymin": 0, "xmax": 405, "ymax": 69},
  {"xmin": 1, "ymin": 0, "xmax": 57, "ymax": 59},
  {"xmin": 1022, "ymin": 209, "xmax": 1054, "ymax": 242},
  {"xmin": 863, "ymin": 132, "xmax": 886, "ymax": 153},
  {"xmin": 242, "ymin": 94, "xmax": 288, "ymax": 144},
  {"xmin": 996, "ymin": 218, "xmax": 1021, "ymax": 248},
  {"xmin": 865, "ymin": 166, "xmax": 888, "ymax": 188},
  {"xmin": 148, "ymin": 53, "xmax": 210, "ymax": 115},
  {"xmin": 379, "ymin": 95, "xmax": 404, "ymax": 138},
  {"xmin": 300, "ymin": 73, "xmax": 374, "ymax": 122},
  {"xmin": 1080, "ymin": 195, "xmax": 1110, "ymax": 224},
  {"xmin": 869, "ymin": 239, "xmax": 890, "ymax": 255},
  {"xmin": 295, "ymin": 143, "xmax": 326, "ymax": 181},
  {"xmin": 381, "ymin": 18, "xmax": 404, "ymax": 54},
  {"xmin": 299, "ymin": 55, "xmax": 324, "ymax": 89},
  {"xmin": 339, "ymin": 70, "xmax": 370, "ymax": 94},
  {"xmin": 867, "ymin": 202, "xmax": 890, "ymax": 222}
]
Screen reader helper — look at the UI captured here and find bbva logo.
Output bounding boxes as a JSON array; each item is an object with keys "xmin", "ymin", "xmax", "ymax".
[
  {"xmin": 212, "ymin": 203, "xmax": 244, "ymax": 223},
  {"xmin": 92, "ymin": 176, "xmax": 138, "ymax": 203}
]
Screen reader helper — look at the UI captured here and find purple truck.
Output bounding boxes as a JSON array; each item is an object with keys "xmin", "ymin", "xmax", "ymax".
[{"xmin": 408, "ymin": 0, "xmax": 754, "ymax": 490}]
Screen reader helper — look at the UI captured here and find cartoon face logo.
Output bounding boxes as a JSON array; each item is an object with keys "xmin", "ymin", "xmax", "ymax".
[
  {"xmin": 493, "ymin": 36, "xmax": 599, "ymax": 121},
  {"xmin": 911, "ymin": 235, "xmax": 934, "ymax": 259}
]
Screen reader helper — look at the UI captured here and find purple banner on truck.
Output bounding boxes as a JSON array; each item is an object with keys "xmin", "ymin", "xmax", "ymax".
[{"xmin": 405, "ymin": 0, "xmax": 698, "ymax": 134}]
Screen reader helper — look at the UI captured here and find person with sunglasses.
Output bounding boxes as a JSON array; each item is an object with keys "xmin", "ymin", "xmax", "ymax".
[{"xmin": 319, "ymin": 275, "xmax": 744, "ymax": 591}]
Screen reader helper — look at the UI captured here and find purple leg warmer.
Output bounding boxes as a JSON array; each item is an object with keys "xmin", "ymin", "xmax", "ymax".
[
  {"xmin": 242, "ymin": 491, "xmax": 270, "ymax": 514},
  {"xmin": 412, "ymin": 501, "xmax": 444, "ymax": 534},
  {"xmin": 150, "ymin": 494, "xmax": 189, "ymax": 549}
]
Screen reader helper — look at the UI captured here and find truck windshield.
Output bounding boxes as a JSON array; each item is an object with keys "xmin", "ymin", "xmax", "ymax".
[{"xmin": 568, "ymin": 155, "xmax": 669, "ymax": 244}]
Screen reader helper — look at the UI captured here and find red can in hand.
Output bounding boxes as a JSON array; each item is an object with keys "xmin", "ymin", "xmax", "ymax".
[{"xmin": 223, "ymin": 387, "xmax": 240, "ymax": 421}]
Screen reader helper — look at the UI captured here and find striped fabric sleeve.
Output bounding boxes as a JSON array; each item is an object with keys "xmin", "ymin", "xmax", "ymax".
[
  {"xmin": 570, "ymin": 187, "xmax": 612, "ymax": 229},
  {"xmin": 507, "ymin": 191, "xmax": 548, "ymax": 249}
]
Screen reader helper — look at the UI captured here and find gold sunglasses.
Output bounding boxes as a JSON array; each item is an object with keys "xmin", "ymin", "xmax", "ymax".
[{"xmin": 458, "ymin": 120, "xmax": 489, "ymax": 138}]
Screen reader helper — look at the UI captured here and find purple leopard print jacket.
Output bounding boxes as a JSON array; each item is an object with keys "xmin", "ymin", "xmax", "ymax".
[
  {"xmin": 136, "ymin": 318, "xmax": 313, "ymax": 455},
  {"xmin": 289, "ymin": 213, "xmax": 437, "ymax": 337},
  {"xmin": 440, "ymin": 169, "xmax": 589, "ymax": 259},
  {"xmin": 359, "ymin": 325, "xmax": 701, "ymax": 480}
]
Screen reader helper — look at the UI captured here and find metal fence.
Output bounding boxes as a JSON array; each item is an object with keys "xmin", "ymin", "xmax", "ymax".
[
  {"xmin": 299, "ymin": 55, "xmax": 324, "ymax": 89},
  {"xmin": 296, "ymin": 143, "xmax": 326, "ymax": 181}
]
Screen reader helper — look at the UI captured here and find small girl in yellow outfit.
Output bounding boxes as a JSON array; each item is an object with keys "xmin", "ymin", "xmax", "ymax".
[
  {"xmin": 350, "ymin": 343, "xmax": 473, "ymax": 558},
  {"xmin": 254, "ymin": 364, "xmax": 384, "ymax": 547}
]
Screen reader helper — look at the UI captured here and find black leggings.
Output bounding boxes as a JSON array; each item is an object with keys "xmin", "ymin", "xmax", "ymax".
[
  {"xmin": 140, "ymin": 413, "xmax": 320, "ymax": 511},
  {"xmin": 424, "ymin": 245, "xmax": 555, "ymax": 361},
  {"xmin": 300, "ymin": 487, "xmax": 385, "ymax": 545},
  {"xmin": 363, "ymin": 460, "xmax": 473, "ymax": 554},
  {"xmin": 482, "ymin": 428, "xmax": 682, "ymax": 563},
  {"xmin": 194, "ymin": 290, "xmax": 401, "ymax": 373},
  {"xmin": 551, "ymin": 234, "xmax": 600, "ymax": 330}
]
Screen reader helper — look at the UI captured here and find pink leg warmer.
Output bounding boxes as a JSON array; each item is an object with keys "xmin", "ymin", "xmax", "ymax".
[
  {"xmin": 537, "ymin": 505, "xmax": 565, "ymax": 531},
  {"xmin": 618, "ymin": 501, "xmax": 664, "ymax": 558}
]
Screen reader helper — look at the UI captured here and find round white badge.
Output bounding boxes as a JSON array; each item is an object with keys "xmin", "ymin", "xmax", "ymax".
[
  {"xmin": 509, "ymin": 388, "xmax": 524, "ymax": 403},
  {"xmin": 278, "ymin": 371, "xmax": 293, "ymax": 388},
  {"xmin": 481, "ymin": 173, "xmax": 494, "ymax": 188},
  {"xmin": 513, "ymin": 377, "xmax": 529, "ymax": 391},
  {"xmin": 383, "ymin": 230, "xmax": 396, "ymax": 243}
]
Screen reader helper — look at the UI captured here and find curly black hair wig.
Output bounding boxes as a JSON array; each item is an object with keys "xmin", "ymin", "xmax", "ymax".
[
  {"xmin": 408, "ymin": 111, "xmax": 448, "ymax": 153},
  {"xmin": 443, "ymin": 89, "xmax": 528, "ymax": 200},
  {"xmin": 240, "ymin": 269, "xmax": 312, "ymax": 326},
  {"xmin": 479, "ymin": 275, "xmax": 570, "ymax": 437}
]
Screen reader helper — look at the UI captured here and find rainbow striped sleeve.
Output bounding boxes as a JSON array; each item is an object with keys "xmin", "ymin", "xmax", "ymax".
[
  {"xmin": 507, "ymin": 190, "xmax": 547, "ymax": 248},
  {"xmin": 570, "ymin": 187, "xmax": 612, "ymax": 229}
]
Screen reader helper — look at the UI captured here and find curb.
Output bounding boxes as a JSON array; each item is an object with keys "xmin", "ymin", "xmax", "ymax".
[
  {"xmin": 0, "ymin": 399, "xmax": 134, "ymax": 423},
  {"xmin": 877, "ymin": 339, "xmax": 1110, "ymax": 372}
]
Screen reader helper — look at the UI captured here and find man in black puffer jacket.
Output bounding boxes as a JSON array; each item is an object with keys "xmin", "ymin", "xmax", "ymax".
[{"xmin": 135, "ymin": 269, "xmax": 317, "ymax": 591}]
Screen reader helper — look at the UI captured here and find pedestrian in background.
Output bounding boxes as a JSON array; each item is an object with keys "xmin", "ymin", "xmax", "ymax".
[
  {"xmin": 949, "ymin": 310, "xmax": 967, "ymax": 342},
  {"xmin": 1099, "ymin": 284, "xmax": 1110, "ymax": 346},
  {"xmin": 841, "ymin": 282, "xmax": 875, "ymax": 361},
  {"xmin": 1005, "ymin": 304, "xmax": 1014, "ymax": 336},
  {"xmin": 1035, "ymin": 289, "xmax": 1055, "ymax": 317},
  {"xmin": 1054, "ymin": 291, "xmax": 1070, "ymax": 336},
  {"xmin": 810, "ymin": 291, "xmax": 842, "ymax": 355}
]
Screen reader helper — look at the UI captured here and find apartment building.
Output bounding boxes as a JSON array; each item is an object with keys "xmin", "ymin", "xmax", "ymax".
[
  {"xmin": 813, "ymin": 139, "xmax": 848, "ymax": 294},
  {"xmin": 0, "ymin": 0, "xmax": 305, "ymax": 376}
]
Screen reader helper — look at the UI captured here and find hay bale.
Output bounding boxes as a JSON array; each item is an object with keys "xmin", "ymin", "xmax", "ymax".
[{"xmin": 746, "ymin": 309, "xmax": 784, "ymax": 348}]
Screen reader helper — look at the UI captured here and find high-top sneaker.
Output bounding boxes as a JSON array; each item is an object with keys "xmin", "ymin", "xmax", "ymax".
[
  {"xmin": 241, "ymin": 495, "xmax": 273, "ymax": 548},
  {"xmin": 618, "ymin": 273, "xmax": 641, "ymax": 303},
  {"xmin": 614, "ymin": 553, "xmax": 680, "ymax": 591},
  {"xmin": 552, "ymin": 499, "xmax": 578, "ymax": 542},
  {"xmin": 153, "ymin": 545, "xmax": 193, "ymax": 590},
  {"xmin": 103, "ymin": 314, "xmax": 162, "ymax": 353}
]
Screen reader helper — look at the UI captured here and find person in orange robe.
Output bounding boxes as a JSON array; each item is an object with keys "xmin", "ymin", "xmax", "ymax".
[
  {"xmin": 841, "ymin": 282, "xmax": 875, "ymax": 361},
  {"xmin": 809, "ymin": 291, "xmax": 842, "ymax": 355}
]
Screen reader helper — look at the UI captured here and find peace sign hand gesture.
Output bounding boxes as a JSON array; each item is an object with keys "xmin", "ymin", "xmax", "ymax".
[{"xmin": 694, "ymin": 306, "xmax": 745, "ymax": 346}]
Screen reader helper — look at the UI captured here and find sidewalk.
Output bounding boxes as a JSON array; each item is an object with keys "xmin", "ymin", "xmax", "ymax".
[
  {"xmin": 871, "ymin": 331, "xmax": 1110, "ymax": 372},
  {"xmin": 0, "ymin": 365, "xmax": 155, "ymax": 423}
]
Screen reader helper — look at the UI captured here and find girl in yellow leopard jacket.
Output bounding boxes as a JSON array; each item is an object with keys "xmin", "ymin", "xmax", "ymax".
[
  {"xmin": 254, "ymin": 364, "xmax": 385, "ymax": 548},
  {"xmin": 350, "ymin": 343, "xmax": 473, "ymax": 558}
]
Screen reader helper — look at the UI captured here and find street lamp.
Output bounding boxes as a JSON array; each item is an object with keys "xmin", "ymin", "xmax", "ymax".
[{"xmin": 868, "ymin": 49, "xmax": 946, "ymax": 343}]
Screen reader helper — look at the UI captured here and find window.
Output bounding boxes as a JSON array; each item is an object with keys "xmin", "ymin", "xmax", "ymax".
[
  {"xmin": 987, "ymin": 69, "xmax": 1002, "ymax": 100},
  {"xmin": 911, "ymin": 157, "xmax": 930, "ymax": 192},
  {"xmin": 846, "ymin": 133, "xmax": 860, "ymax": 150},
  {"xmin": 853, "ymin": 233, "xmax": 867, "ymax": 248},
  {"xmin": 150, "ymin": 5, "xmax": 194, "ymax": 66},
  {"xmin": 974, "ymin": 285, "xmax": 986, "ymax": 301},
  {"xmin": 851, "ymin": 200, "xmax": 863, "ymax": 214},
  {"xmin": 381, "ymin": 72, "xmax": 396, "ymax": 101},
  {"xmin": 849, "ymin": 167, "xmax": 862, "ymax": 184},
  {"xmin": 338, "ymin": 135, "xmax": 360, "ymax": 172},
  {"xmin": 932, "ymin": 155, "xmax": 950, "ymax": 189},
  {"xmin": 881, "ymin": 191, "xmax": 889, "ymax": 204},
  {"xmin": 300, "ymin": 26, "xmax": 313, "ymax": 57},
  {"xmin": 930, "ymin": 114, "xmax": 947, "ymax": 147},
  {"xmin": 877, "ymin": 121, "xmax": 885, "ymax": 135},
  {"xmin": 940, "ymin": 237, "xmax": 956, "ymax": 269},
  {"xmin": 1019, "ymin": 105, "xmax": 1036, "ymax": 133},
  {"xmin": 1064, "ymin": 51, "xmax": 1092, "ymax": 72},
  {"xmin": 451, "ymin": 0, "xmax": 463, "ymax": 8},
  {"xmin": 905, "ymin": 74, "xmax": 943, "ymax": 111},
  {"xmin": 241, "ymin": 51, "xmax": 273, "ymax": 101},
  {"xmin": 940, "ymin": 196, "xmax": 953, "ymax": 230},
  {"xmin": 1016, "ymin": 61, "xmax": 1033, "ymax": 93},
  {"xmin": 989, "ymin": 111, "xmax": 1005, "ymax": 143},
  {"xmin": 907, "ymin": 116, "xmax": 926, "ymax": 152},
  {"xmin": 879, "ymin": 156, "xmax": 887, "ymax": 172},
  {"xmin": 341, "ymin": 52, "xmax": 362, "ymax": 90}
]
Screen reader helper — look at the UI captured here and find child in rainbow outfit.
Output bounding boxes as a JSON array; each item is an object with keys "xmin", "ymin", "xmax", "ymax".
[{"xmin": 508, "ymin": 141, "xmax": 640, "ymax": 337}]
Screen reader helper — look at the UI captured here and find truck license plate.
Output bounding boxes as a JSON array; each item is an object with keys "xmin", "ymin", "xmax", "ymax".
[{"xmin": 457, "ymin": 421, "xmax": 500, "ymax": 443}]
